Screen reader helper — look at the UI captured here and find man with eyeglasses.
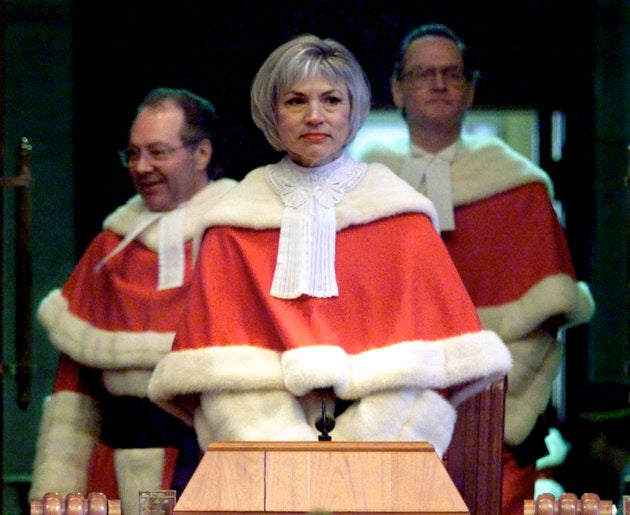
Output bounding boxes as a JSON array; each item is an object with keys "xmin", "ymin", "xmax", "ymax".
[
  {"xmin": 29, "ymin": 87, "xmax": 237, "ymax": 514},
  {"xmin": 357, "ymin": 24, "xmax": 594, "ymax": 515}
]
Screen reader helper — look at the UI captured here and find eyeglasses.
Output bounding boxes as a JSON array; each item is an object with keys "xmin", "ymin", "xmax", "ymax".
[
  {"xmin": 118, "ymin": 142, "xmax": 197, "ymax": 168},
  {"xmin": 400, "ymin": 65, "xmax": 476, "ymax": 89}
]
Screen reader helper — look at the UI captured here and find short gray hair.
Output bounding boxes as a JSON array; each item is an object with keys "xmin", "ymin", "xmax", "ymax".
[{"xmin": 251, "ymin": 34, "xmax": 371, "ymax": 152}]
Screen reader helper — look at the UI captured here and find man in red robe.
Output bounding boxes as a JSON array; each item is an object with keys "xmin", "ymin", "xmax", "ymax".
[
  {"xmin": 358, "ymin": 24, "xmax": 595, "ymax": 514},
  {"xmin": 29, "ymin": 88, "xmax": 236, "ymax": 514}
]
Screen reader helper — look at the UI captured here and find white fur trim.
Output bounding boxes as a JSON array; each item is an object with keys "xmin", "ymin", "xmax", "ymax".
[
  {"xmin": 506, "ymin": 333, "xmax": 560, "ymax": 397},
  {"xmin": 477, "ymin": 275, "xmax": 595, "ymax": 341},
  {"xmin": 573, "ymin": 281, "xmax": 597, "ymax": 326},
  {"xmin": 340, "ymin": 162, "xmax": 439, "ymax": 230},
  {"xmin": 37, "ymin": 290, "xmax": 173, "ymax": 369},
  {"xmin": 282, "ymin": 345, "xmax": 350, "ymax": 395},
  {"xmin": 103, "ymin": 369, "xmax": 152, "ymax": 397},
  {"xmin": 29, "ymin": 391, "xmax": 101, "ymax": 500},
  {"xmin": 197, "ymin": 160, "xmax": 439, "ymax": 231},
  {"xmin": 504, "ymin": 333, "xmax": 563, "ymax": 446},
  {"xmin": 451, "ymin": 134, "xmax": 554, "ymax": 205},
  {"xmin": 148, "ymin": 346, "xmax": 285, "ymax": 424},
  {"xmin": 103, "ymin": 179, "xmax": 237, "ymax": 251},
  {"xmin": 149, "ymin": 332, "xmax": 511, "ymax": 424},
  {"xmin": 332, "ymin": 389, "xmax": 456, "ymax": 458},
  {"xmin": 192, "ymin": 408, "xmax": 213, "ymax": 452},
  {"xmin": 283, "ymin": 331, "xmax": 511, "ymax": 399},
  {"xmin": 115, "ymin": 448, "xmax": 164, "ymax": 515},
  {"xmin": 359, "ymin": 134, "xmax": 553, "ymax": 207},
  {"xmin": 196, "ymin": 389, "xmax": 318, "ymax": 445}
]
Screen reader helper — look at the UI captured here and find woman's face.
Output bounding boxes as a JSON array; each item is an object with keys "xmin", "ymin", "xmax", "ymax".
[{"xmin": 277, "ymin": 75, "xmax": 351, "ymax": 167}]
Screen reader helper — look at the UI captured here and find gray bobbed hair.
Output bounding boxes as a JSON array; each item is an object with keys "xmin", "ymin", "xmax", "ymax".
[{"xmin": 251, "ymin": 34, "xmax": 371, "ymax": 152}]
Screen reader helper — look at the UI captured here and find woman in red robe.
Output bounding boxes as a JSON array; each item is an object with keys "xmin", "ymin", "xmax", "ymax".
[{"xmin": 149, "ymin": 35, "xmax": 512, "ymax": 457}]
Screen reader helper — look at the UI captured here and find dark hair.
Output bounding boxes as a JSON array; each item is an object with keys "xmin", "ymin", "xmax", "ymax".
[
  {"xmin": 138, "ymin": 87, "xmax": 225, "ymax": 179},
  {"xmin": 392, "ymin": 23, "xmax": 480, "ymax": 83}
]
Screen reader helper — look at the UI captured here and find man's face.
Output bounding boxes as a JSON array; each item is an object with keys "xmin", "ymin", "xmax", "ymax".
[
  {"xmin": 125, "ymin": 101, "xmax": 210, "ymax": 212},
  {"xmin": 391, "ymin": 36, "xmax": 475, "ymax": 132}
]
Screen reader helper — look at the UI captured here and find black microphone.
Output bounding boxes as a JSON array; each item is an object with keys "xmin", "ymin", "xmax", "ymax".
[{"xmin": 315, "ymin": 399, "xmax": 335, "ymax": 441}]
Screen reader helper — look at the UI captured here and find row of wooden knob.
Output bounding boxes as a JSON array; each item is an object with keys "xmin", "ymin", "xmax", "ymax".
[
  {"xmin": 30, "ymin": 492, "xmax": 121, "ymax": 514},
  {"xmin": 523, "ymin": 492, "xmax": 615, "ymax": 514}
]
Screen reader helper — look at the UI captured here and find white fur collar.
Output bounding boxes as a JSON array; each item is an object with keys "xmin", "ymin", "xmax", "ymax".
[
  {"xmin": 103, "ymin": 178, "xmax": 237, "ymax": 251},
  {"xmin": 451, "ymin": 134, "xmax": 553, "ymax": 205},
  {"xmin": 360, "ymin": 134, "xmax": 553, "ymax": 207},
  {"xmin": 199, "ymin": 159, "xmax": 438, "ymax": 231}
]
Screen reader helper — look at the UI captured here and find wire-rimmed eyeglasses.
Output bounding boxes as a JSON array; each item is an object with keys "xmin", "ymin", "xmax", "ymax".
[
  {"xmin": 400, "ymin": 65, "xmax": 478, "ymax": 89},
  {"xmin": 118, "ymin": 142, "xmax": 197, "ymax": 168}
]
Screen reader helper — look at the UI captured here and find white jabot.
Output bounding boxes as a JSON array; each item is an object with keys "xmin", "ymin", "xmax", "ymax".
[
  {"xmin": 266, "ymin": 153, "xmax": 367, "ymax": 299},
  {"xmin": 400, "ymin": 142, "xmax": 457, "ymax": 231},
  {"xmin": 94, "ymin": 206, "xmax": 187, "ymax": 291},
  {"xmin": 157, "ymin": 207, "xmax": 186, "ymax": 290}
]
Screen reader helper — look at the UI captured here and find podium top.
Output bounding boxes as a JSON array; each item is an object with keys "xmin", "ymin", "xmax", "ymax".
[{"xmin": 207, "ymin": 441, "xmax": 436, "ymax": 452}]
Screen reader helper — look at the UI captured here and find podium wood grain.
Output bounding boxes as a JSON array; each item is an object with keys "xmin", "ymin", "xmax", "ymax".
[{"xmin": 175, "ymin": 441, "xmax": 469, "ymax": 514}]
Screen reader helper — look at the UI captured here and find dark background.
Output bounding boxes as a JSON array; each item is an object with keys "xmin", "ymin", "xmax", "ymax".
[{"xmin": 72, "ymin": 0, "xmax": 596, "ymax": 258}]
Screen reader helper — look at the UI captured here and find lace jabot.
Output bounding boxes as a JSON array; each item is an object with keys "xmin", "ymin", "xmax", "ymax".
[{"xmin": 266, "ymin": 153, "xmax": 367, "ymax": 299}]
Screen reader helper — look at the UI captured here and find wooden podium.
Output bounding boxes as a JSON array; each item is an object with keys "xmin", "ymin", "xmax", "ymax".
[{"xmin": 175, "ymin": 441, "xmax": 469, "ymax": 514}]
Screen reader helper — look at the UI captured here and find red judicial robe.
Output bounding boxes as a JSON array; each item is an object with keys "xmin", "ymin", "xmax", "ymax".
[
  {"xmin": 29, "ymin": 179, "xmax": 236, "ymax": 514},
  {"xmin": 149, "ymin": 156, "xmax": 512, "ymax": 459}
]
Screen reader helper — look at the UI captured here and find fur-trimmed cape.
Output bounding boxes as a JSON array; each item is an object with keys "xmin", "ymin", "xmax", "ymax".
[{"xmin": 148, "ymin": 158, "xmax": 512, "ymax": 457}]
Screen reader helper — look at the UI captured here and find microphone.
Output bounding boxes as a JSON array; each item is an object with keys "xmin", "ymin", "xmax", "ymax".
[{"xmin": 315, "ymin": 399, "xmax": 335, "ymax": 441}]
